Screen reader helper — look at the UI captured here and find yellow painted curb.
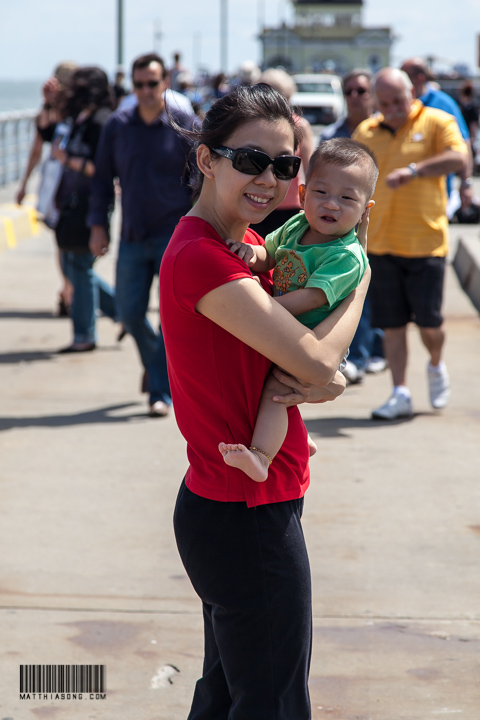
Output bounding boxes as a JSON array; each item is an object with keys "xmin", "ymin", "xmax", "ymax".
[
  {"xmin": 0, "ymin": 197, "xmax": 40, "ymax": 253},
  {"xmin": 0, "ymin": 216, "xmax": 16, "ymax": 251}
]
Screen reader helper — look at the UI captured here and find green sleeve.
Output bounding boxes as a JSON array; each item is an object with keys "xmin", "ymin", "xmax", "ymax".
[
  {"xmin": 264, "ymin": 226, "xmax": 282, "ymax": 260},
  {"xmin": 264, "ymin": 212, "xmax": 306, "ymax": 259},
  {"xmin": 305, "ymin": 248, "xmax": 368, "ymax": 308}
]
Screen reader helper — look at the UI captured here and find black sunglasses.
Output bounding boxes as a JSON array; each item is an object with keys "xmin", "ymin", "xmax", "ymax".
[
  {"xmin": 212, "ymin": 146, "xmax": 301, "ymax": 180},
  {"xmin": 133, "ymin": 80, "xmax": 161, "ymax": 90},
  {"xmin": 344, "ymin": 87, "xmax": 368, "ymax": 97}
]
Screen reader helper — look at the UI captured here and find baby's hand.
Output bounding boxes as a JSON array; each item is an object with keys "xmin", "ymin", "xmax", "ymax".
[{"xmin": 225, "ymin": 238, "xmax": 257, "ymax": 267}]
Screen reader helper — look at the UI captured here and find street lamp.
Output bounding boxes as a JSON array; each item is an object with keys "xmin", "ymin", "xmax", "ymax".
[
  {"xmin": 153, "ymin": 20, "xmax": 162, "ymax": 55},
  {"xmin": 220, "ymin": 0, "xmax": 228, "ymax": 73},
  {"xmin": 257, "ymin": 0, "xmax": 265, "ymax": 69},
  {"xmin": 117, "ymin": 0, "xmax": 124, "ymax": 68},
  {"xmin": 193, "ymin": 32, "xmax": 202, "ymax": 74}
]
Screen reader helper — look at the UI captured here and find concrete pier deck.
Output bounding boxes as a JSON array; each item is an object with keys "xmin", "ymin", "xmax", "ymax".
[{"xmin": 1, "ymin": 181, "xmax": 479, "ymax": 719}]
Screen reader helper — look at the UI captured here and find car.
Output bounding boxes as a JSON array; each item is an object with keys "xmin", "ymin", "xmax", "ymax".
[{"xmin": 290, "ymin": 73, "xmax": 345, "ymax": 126}]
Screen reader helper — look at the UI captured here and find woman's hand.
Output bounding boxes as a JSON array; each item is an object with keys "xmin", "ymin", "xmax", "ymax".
[
  {"xmin": 270, "ymin": 367, "xmax": 346, "ymax": 405},
  {"xmin": 357, "ymin": 203, "xmax": 372, "ymax": 252},
  {"xmin": 51, "ymin": 140, "xmax": 67, "ymax": 165},
  {"xmin": 42, "ymin": 76, "xmax": 60, "ymax": 105},
  {"xmin": 16, "ymin": 183, "xmax": 26, "ymax": 205}
]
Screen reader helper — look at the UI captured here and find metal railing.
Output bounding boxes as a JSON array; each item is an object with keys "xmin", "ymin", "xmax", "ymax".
[{"xmin": 0, "ymin": 109, "xmax": 37, "ymax": 187}]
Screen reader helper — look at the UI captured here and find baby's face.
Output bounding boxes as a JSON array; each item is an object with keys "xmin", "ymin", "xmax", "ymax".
[{"xmin": 300, "ymin": 162, "xmax": 369, "ymax": 241}]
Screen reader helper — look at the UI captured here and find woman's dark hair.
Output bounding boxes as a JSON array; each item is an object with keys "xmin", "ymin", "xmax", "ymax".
[
  {"xmin": 174, "ymin": 83, "xmax": 302, "ymax": 199},
  {"xmin": 64, "ymin": 66, "xmax": 113, "ymax": 119}
]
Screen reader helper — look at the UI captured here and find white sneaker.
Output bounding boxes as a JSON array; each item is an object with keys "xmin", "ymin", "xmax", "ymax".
[
  {"xmin": 371, "ymin": 393, "xmax": 413, "ymax": 420},
  {"xmin": 365, "ymin": 356, "xmax": 388, "ymax": 374},
  {"xmin": 428, "ymin": 362, "xmax": 450, "ymax": 409},
  {"xmin": 341, "ymin": 360, "xmax": 364, "ymax": 384}
]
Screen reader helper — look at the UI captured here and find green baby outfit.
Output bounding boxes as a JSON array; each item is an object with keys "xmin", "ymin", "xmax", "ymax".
[{"xmin": 265, "ymin": 211, "xmax": 368, "ymax": 329}]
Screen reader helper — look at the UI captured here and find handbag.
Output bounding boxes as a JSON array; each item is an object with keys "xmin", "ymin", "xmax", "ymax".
[
  {"xmin": 55, "ymin": 182, "xmax": 92, "ymax": 251},
  {"xmin": 36, "ymin": 157, "xmax": 63, "ymax": 228},
  {"xmin": 36, "ymin": 121, "xmax": 72, "ymax": 229}
]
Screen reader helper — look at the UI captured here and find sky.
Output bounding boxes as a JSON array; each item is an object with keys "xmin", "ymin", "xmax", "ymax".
[{"xmin": 1, "ymin": 0, "xmax": 479, "ymax": 81}]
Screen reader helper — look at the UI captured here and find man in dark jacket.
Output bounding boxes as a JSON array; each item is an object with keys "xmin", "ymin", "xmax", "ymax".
[{"xmin": 89, "ymin": 53, "xmax": 194, "ymax": 417}]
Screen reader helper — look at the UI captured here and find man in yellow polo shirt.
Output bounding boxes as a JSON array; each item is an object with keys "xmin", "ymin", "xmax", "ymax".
[{"xmin": 353, "ymin": 68, "xmax": 467, "ymax": 420}]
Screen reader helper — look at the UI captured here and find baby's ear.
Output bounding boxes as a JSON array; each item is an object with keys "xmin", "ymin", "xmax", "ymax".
[{"xmin": 298, "ymin": 184, "xmax": 306, "ymax": 208}]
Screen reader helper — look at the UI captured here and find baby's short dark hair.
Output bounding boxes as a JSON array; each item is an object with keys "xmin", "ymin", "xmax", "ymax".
[{"xmin": 307, "ymin": 138, "xmax": 379, "ymax": 200}]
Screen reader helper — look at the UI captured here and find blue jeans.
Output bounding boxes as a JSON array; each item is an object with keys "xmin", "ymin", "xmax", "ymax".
[
  {"xmin": 349, "ymin": 292, "xmax": 384, "ymax": 370},
  {"xmin": 62, "ymin": 251, "xmax": 116, "ymax": 345},
  {"xmin": 115, "ymin": 235, "xmax": 171, "ymax": 406}
]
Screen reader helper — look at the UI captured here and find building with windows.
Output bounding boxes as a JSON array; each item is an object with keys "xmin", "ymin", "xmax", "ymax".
[{"xmin": 260, "ymin": 0, "xmax": 393, "ymax": 74}]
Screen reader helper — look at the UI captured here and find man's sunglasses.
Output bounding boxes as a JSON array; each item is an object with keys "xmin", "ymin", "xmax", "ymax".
[
  {"xmin": 344, "ymin": 87, "xmax": 368, "ymax": 97},
  {"xmin": 212, "ymin": 146, "xmax": 301, "ymax": 180},
  {"xmin": 133, "ymin": 80, "xmax": 161, "ymax": 90}
]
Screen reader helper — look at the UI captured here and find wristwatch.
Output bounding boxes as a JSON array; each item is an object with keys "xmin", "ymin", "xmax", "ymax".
[
  {"xmin": 461, "ymin": 178, "xmax": 473, "ymax": 187},
  {"xmin": 408, "ymin": 163, "xmax": 419, "ymax": 177}
]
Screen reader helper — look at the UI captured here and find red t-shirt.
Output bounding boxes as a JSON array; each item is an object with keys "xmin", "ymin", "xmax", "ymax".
[{"xmin": 160, "ymin": 216, "xmax": 310, "ymax": 508}]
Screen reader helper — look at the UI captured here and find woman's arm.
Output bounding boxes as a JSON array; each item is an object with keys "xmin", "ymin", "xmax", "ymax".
[
  {"xmin": 16, "ymin": 132, "xmax": 44, "ymax": 204},
  {"xmin": 196, "ymin": 265, "xmax": 370, "ymax": 387},
  {"xmin": 225, "ymin": 241, "xmax": 331, "ymax": 316},
  {"xmin": 51, "ymin": 143, "xmax": 95, "ymax": 177},
  {"xmin": 271, "ymin": 367, "xmax": 346, "ymax": 405}
]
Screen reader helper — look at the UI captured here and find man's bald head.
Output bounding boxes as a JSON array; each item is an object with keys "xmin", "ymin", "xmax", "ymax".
[{"xmin": 372, "ymin": 68, "xmax": 415, "ymax": 130}]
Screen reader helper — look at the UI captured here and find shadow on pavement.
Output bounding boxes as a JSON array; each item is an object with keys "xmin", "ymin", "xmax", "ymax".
[
  {"xmin": 305, "ymin": 412, "xmax": 433, "ymax": 438},
  {"xmin": 0, "ymin": 403, "xmax": 146, "ymax": 432},
  {"xmin": 0, "ymin": 350, "xmax": 56, "ymax": 364},
  {"xmin": 0, "ymin": 310, "xmax": 59, "ymax": 320},
  {"xmin": 0, "ymin": 345, "xmax": 123, "ymax": 364}
]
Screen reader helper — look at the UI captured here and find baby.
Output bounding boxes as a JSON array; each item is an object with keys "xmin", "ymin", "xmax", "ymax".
[{"xmin": 219, "ymin": 137, "xmax": 378, "ymax": 481}]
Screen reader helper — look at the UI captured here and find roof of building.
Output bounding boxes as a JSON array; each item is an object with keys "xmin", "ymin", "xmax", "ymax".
[{"xmin": 293, "ymin": 0, "xmax": 363, "ymax": 5}]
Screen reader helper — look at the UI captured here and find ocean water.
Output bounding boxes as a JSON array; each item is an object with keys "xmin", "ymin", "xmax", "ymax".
[
  {"xmin": 0, "ymin": 80, "xmax": 43, "ymax": 113},
  {"xmin": 0, "ymin": 81, "xmax": 42, "ymax": 186}
]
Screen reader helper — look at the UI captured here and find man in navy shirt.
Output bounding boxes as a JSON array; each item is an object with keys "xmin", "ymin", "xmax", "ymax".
[{"xmin": 89, "ymin": 53, "xmax": 194, "ymax": 417}]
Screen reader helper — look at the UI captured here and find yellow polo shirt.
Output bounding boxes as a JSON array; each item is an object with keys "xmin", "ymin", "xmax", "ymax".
[{"xmin": 353, "ymin": 100, "xmax": 467, "ymax": 257}]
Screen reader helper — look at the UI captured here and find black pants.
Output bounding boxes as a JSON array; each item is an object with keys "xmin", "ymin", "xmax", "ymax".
[{"xmin": 174, "ymin": 480, "xmax": 312, "ymax": 720}]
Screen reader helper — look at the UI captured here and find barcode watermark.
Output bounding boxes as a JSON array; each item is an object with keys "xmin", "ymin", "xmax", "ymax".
[{"xmin": 19, "ymin": 665, "xmax": 106, "ymax": 700}]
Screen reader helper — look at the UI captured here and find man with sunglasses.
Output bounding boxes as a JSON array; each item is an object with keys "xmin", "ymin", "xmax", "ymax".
[
  {"xmin": 88, "ymin": 52, "xmax": 194, "ymax": 417},
  {"xmin": 320, "ymin": 69, "xmax": 374, "ymax": 143}
]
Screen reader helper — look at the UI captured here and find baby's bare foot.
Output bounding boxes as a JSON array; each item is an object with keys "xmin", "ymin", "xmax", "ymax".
[{"xmin": 218, "ymin": 442, "xmax": 269, "ymax": 482}]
